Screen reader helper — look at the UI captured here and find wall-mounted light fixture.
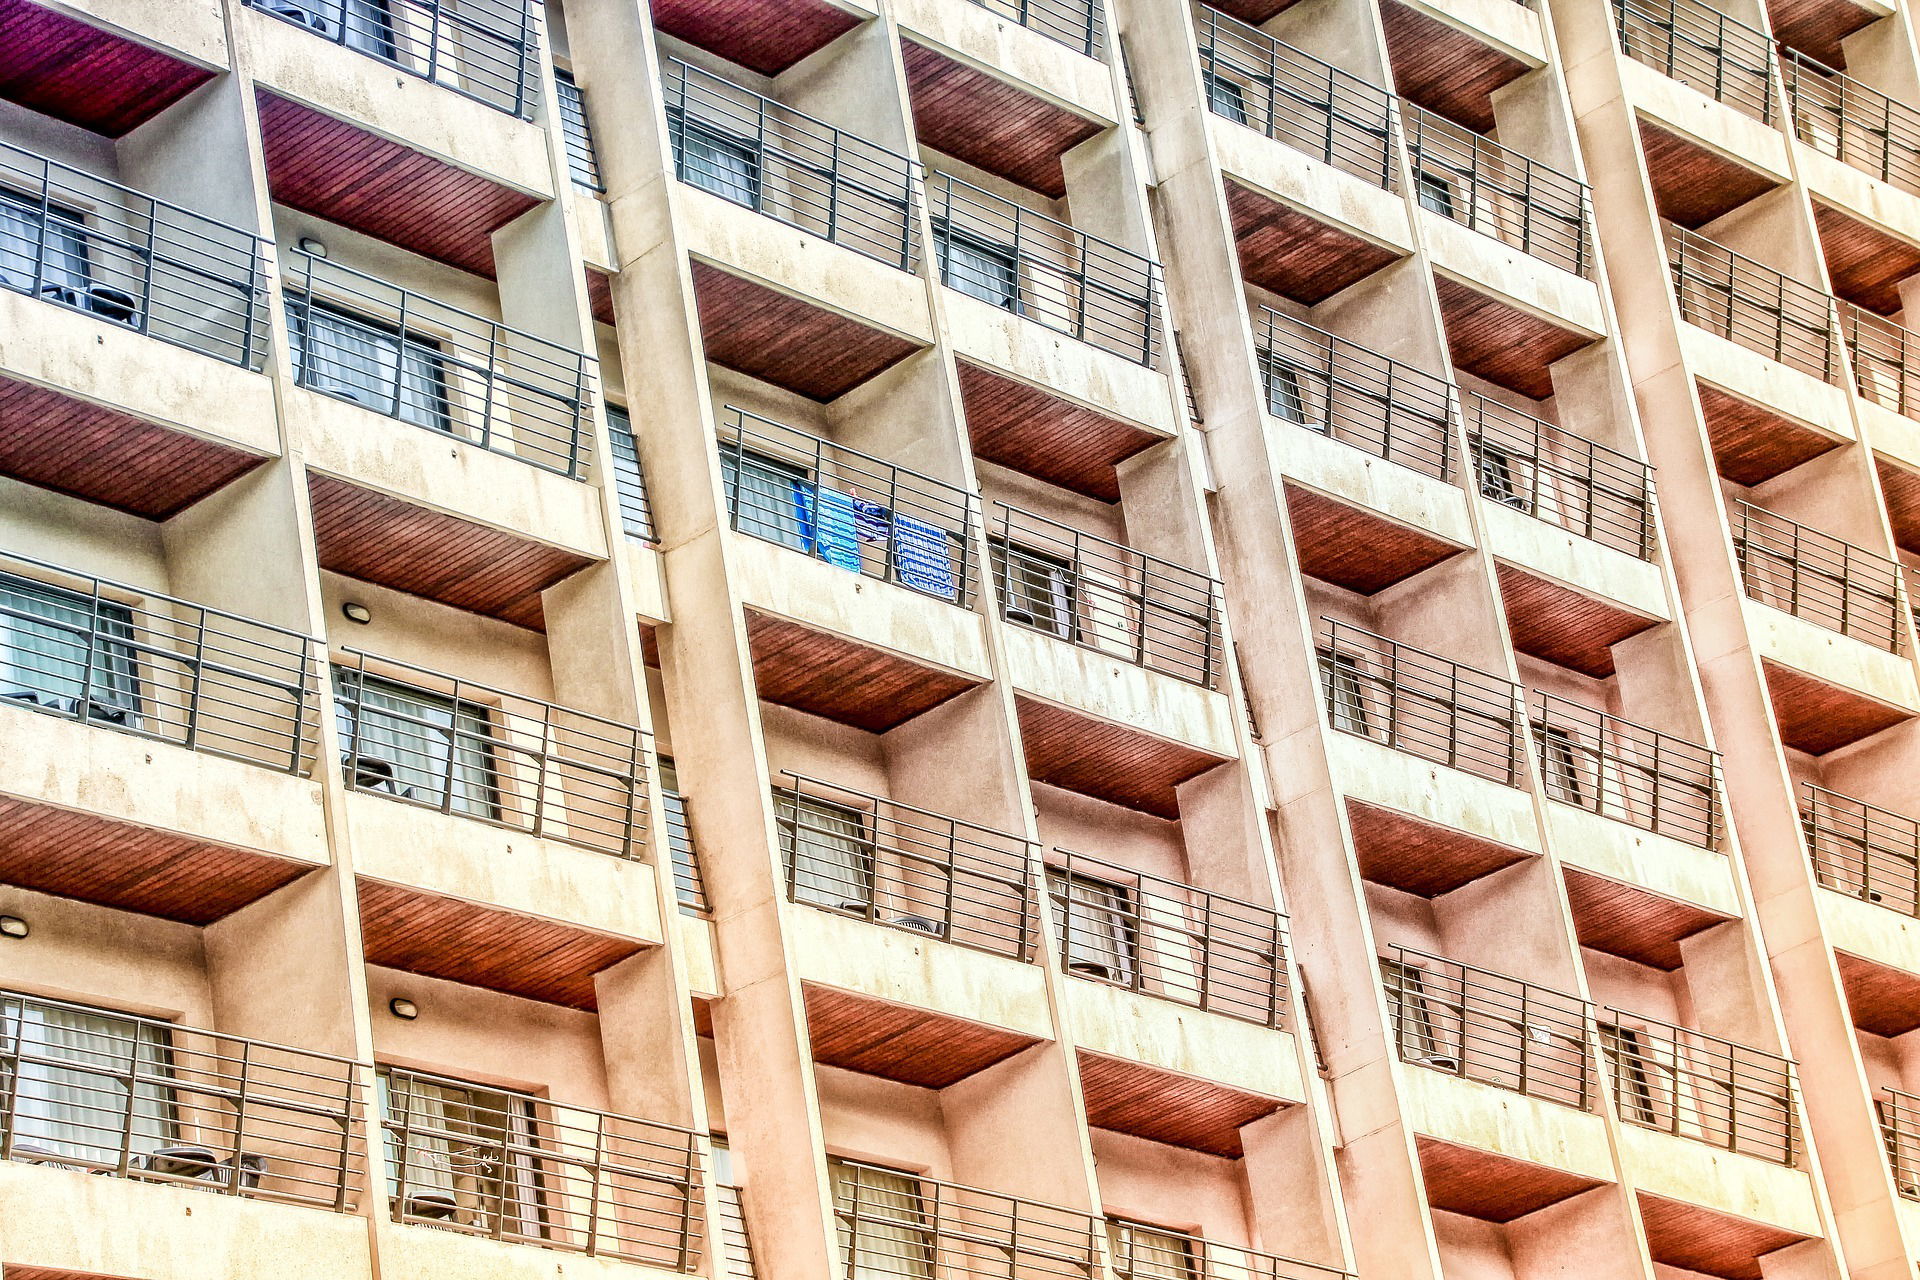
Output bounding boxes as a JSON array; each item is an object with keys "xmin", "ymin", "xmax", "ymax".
[
  {"xmin": 0, "ymin": 916, "xmax": 29, "ymax": 939},
  {"xmin": 342, "ymin": 602, "xmax": 373, "ymax": 625},
  {"xmin": 297, "ymin": 236, "xmax": 329, "ymax": 258},
  {"xmin": 388, "ymin": 997, "xmax": 419, "ymax": 1020}
]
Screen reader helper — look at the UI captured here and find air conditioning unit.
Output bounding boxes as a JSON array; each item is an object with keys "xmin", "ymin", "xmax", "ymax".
[{"xmin": 889, "ymin": 914, "xmax": 945, "ymax": 938}]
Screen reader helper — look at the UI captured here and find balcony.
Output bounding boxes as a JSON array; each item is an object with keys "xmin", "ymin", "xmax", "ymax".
[
  {"xmin": 664, "ymin": 59, "xmax": 920, "ymax": 274},
  {"xmin": 0, "ymin": 1, "xmax": 221, "ymax": 138},
  {"xmin": 929, "ymin": 172, "xmax": 1163, "ymax": 369},
  {"xmin": 1382, "ymin": 948, "xmax": 1594, "ymax": 1110},
  {"xmin": 1732, "ymin": 501, "xmax": 1904, "ymax": 651},
  {"xmin": 1668, "ymin": 224, "xmax": 1843, "ymax": 385},
  {"xmin": 1802, "ymin": 783, "xmax": 1920, "ymax": 915},
  {"xmin": 1613, "ymin": 0, "xmax": 1775, "ymax": 123},
  {"xmin": 378, "ymin": 1065, "xmax": 703, "ymax": 1268},
  {"xmin": 828, "ymin": 1159, "xmax": 1098, "ymax": 1280},
  {"xmin": 1841, "ymin": 300, "xmax": 1920, "ymax": 421},
  {"xmin": 1469, "ymin": 395, "xmax": 1654, "ymax": 560},
  {"xmin": 1194, "ymin": 8, "xmax": 1399, "ymax": 191},
  {"xmin": 1532, "ymin": 695, "xmax": 1722, "ymax": 848},
  {"xmin": 1256, "ymin": 305, "xmax": 1456, "ymax": 483},
  {"xmin": 242, "ymin": 0, "xmax": 539, "ymax": 118},
  {"xmin": 992, "ymin": 503, "xmax": 1221, "ymax": 690},
  {"xmin": 963, "ymin": 0, "xmax": 1106, "ymax": 58},
  {"xmin": 0, "ymin": 990, "xmax": 359, "ymax": 1209},
  {"xmin": 1317, "ymin": 620, "xmax": 1523, "ymax": 787},
  {"xmin": 1105, "ymin": 1223, "xmax": 1352, "ymax": 1280},
  {"xmin": 1878, "ymin": 1084, "xmax": 1920, "ymax": 1199},
  {"xmin": 1048, "ymin": 849, "xmax": 1290, "ymax": 1029},
  {"xmin": 777, "ymin": 772, "xmax": 1036, "ymax": 960},
  {"xmin": 1603, "ymin": 1009, "xmax": 1799, "ymax": 1166},
  {"xmin": 1781, "ymin": 49, "xmax": 1920, "ymax": 199},
  {"xmin": 1406, "ymin": 106, "xmax": 1592, "ymax": 279}
]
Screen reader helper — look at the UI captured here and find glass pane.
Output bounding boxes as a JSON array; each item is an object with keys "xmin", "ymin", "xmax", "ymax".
[
  {"xmin": 1, "ymin": 998, "xmax": 174, "ymax": 1165},
  {"xmin": 722, "ymin": 450, "xmax": 810, "ymax": 549},
  {"xmin": 335, "ymin": 670, "xmax": 496, "ymax": 817},
  {"xmin": 0, "ymin": 574, "xmax": 139, "ymax": 714},
  {"xmin": 784, "ymin": 793, "xmax": 874, "ymax": 910}
]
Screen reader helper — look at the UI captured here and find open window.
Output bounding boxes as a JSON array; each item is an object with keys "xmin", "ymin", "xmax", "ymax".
[
  {"xmin": 1381, "ymin": 958, "xmax": 1463, "ymax": 1072},
  {"xmin": 1107, "ymin": 1217, "xmax": 1199, "ymax": 1280},
  {"xmin": 934, "ymin": 222, "xmax": 1020, "ymax": 311},
  {"xmin": 1599, "ymin": 1021, "xmax": 1658, "ymax": 1124},
  {"xmin": 829, "ymin": 1159, "xmax": 935, "ymax": 1280},
  {"xmin": 1048, "ymin": 868, "xmax": 1137, "ymax": 983},
  {"xmin": 992, "ymin": 537, "xmax": 1078, "ymax": 641},
  {"xmin": 1319, "ymin": 648, "xmax": 1370, "ymax": 736},
  {"xmin": 1535, "ymin": 723, "xmax": 1585, "ymax": 806},
  {"xmin": 1202, "ymin": 70, "xmax": 1250, "ymax": 126},
  {"xmin": 377, "ymin": 1067, "xmax": 544, "ymax": 1236}
]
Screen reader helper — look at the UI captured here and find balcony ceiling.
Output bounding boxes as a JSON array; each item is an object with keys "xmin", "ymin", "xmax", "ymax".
[
  {"xmin": 1836, "ymin": 950, "xmax": 1920, "ymax": 1038},
  {"xmin": 1769, "ymin": 0, "xmax": 1878, "ymax": 71},
  {"xmin": 307, "ymin": 473, "xmax": 593, "ymax": 631},
  {"xmin": 0, "ymin": 0, "xmax": 215, "ymax": 136},
  {"xmin": 1637, "ymin": 1192, "xmax": 1807, "ymax": 1280},
  {"xmin": 1348, "ymin": 799, "xmax": 1532, "ymax": 897},
  {"xmin": 1876, "ymin": 457, "xmax": 1920, "ymax": 555},
  {"xmin": 1016, "ymin": 697, "xmax": 1229, "ymax": 819},
  {"xmin": 1563, "ymin": 866, "xmax": 1729, "ymax": 970},
  {"xmin": 803, "ymin": 983, "xmax": 1040, "ymax": 1087},
  {"xmin": 359, "ymin": 879, "xmax": 644, "ymax": 1010},
  {"xmin": 1417, "ymin": 1137, "xmax": 1605, "ymax": 1222},
  {"xmin": 902, "ymin": 41, "xmax": 1102, "ymax": 199},
  {"xmin": 1813, "ymin": 201, "xmax": 1920, "ymax": 317},
  {"xmin": 1379, "ymin": 1, "xmax": 1529, "ymax": 134},
  {"xmin": 1496, "ymin": 564, "xmax": 1659, "ymax": 679},
  {"xmin": 1698, "ymin": 384, "xmax": 1842, "ymax": 486},
  {"xmin": 746, "ymin": 611, "xmax": 979, "ymax": 732},
  {"xmin": 1286, "ymin": 487, "xmax": 1463, "ymax": 595},
  {"xmin": 1227, "ymin": 181, "xmax": 1401, "ymax": 305},
  {"xmin": 255, "ymin": 91, "xmax": 539, "ymax": 278},
  {"xmin": 651, "ymin": 0, "xmax": 862, "ymax": 76},
  {"xmin": 0, "ymin": 373, "xmax": 268, "ymax": 520},
  {"xmin": 958, "ymin": 361, "xmax": 1161, "ymax": 503},
  {"xmin": 691, "ymin": 262, "xmax": 920, "ymax": 401},
  {"xmin": 1762, "ymin": 659, "xmax": 1911, "ymax": 755},
  {"xmin": 1077, "ymin": 1051, "xmax": 1282, "ymax": 1158},
  {"xmin": 1433, "ymin": 276, "xmax": 1592, "ymax": 399},
  {"xmin": 1638, "ymin": 121, "xmax": 1779, "ymax": 230},
  {"xmin": 0, "ymin": 793, "xmax": 312, "ymax": 925}
]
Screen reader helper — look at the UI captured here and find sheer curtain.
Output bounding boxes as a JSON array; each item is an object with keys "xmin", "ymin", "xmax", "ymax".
[
  {"xmin": 784, "ymin": 794, "xmax": 873, "ymax": 912},
  {"xmin": 0, "ymin": 575, "xmax": 139, "ymax": 711},
  {"xmin": 1050, "ymin": 871, "xmax": 1135, "ymax": 982},
  {"xmin": 291, "ymin": 304, "xmax": 448, "ymax": 430},
  {"xmin": 379, "ymin": 1071, "xmax": 542, "ymax": 1235},
  {"xmin": 0, "ymin": 193, "xmax": 88, "ymax": 293},
  {"xmin": 830, "ymin": 1161, "xmax": 933, "ymax": 1280},
  {"xmin": 1108, "ymin": 1220, "xmax": 1197, "ymax": 1280},
  {"xmin": 2, "ymin": 997, "xmax": 174, "ymax": 1165},
  {"xmin": 722, "ymin": 450, "xmax": 809, "ymax": 549},
  {"xmin": 334, "ymin": 670, "xmax": 494, "ymax": 816}
]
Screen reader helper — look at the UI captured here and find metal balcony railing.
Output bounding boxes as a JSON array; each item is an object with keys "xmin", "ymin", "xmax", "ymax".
[
  {"xmin": 244, "ymin": 0, "xmax": 538, "ymax": 118},
  {"xmin": 777, "ymin": 773, "xmax": 1037, "ymax": 960},
  {"xmin": 1468, "ymin": 395, "xmax": 1654, "ymax": 558},
  {"xmin": 555, "ymin": 69, "xmax": 605, "ymax": 192},
  {"xmin": 1879, "ymin": 1085, "xmax": 1920, "ymax": 1199},
  {"xmin": 1381, "ymin": 948, "xmax": 1595, "ymax": 1110},
  {"xmin": 664, "ymin": 59, "xmax": 920, "ymax": 271},
  {"xmin": 1612, "ymin": 0, "xmax": 1774, "ymax": 122},
  {"xmin": 1050, "ymin": 850, "xmax": 1291, "ymax": 1029},
  {"xmin": 1107, "ymin": 1221, "xmax": 1355, "ymax": 1280},
  {"xmin": 1254, "ymin": 305, "xmax": 1455, "ymax": 481},
  {"xmin": 992, "ymin": 503, "xmax": 1223, "ymax": 689},
  {"xmin": 0, "ymin": 551, "xmax": 321, "ymax": 775},
  {"xmin": 1782, "ymin": 49, "xmax": 1920, "ymax": 197},
  {"xmin": 284, "ymin": 251, "xmax": 597, "ymax": 478},
  {"xmin": 716, "ymin": 1169, "xmax": 756, "ymax": 1278},
  {"xmin": 1666, "ymin": 224, "xmax": 1840, "ymax": 383},
  {"xmin": 1601, "ymin": 1010, "xmax": 1798, "ymax": 1165},
  {"xmin": 1731, "ymin": 501, "xmax": 1905, "ymax": 650},
  {"xmin": 929, "ymin": 172, "xmax": 1163, "ymax": 367},
  {"xmin": 1406, "ymin": 107, "xmax": 1592, "ymax": 277},
  {"xmin": 333, "ymin": 651, "xmax": 651, "ymax": 858},
  {"xmin": 1531, "ymin": 694, "xmax": 1721, "ymax": 847},
  {"xmin": 1316, "ymin": 620, "xmax": 1524, "ymax": 786},
  {"xmin": 968, "ymin": 0, "xmax": 1105, "ymax": 58},
  {"xmin": 828, "ymin": 1159, "xmax": 1100, "ymax": 1280},
  {"xmin": 0, "ymin": 140, "xmax": 268, "ymax": 368},
  {"xmin": 1193, "ymin": 6, "xmax": 1398, "ymax": 190},
  {"xmin": 718, "ymin": 407, "xmax": 979, "ymax": 606},
  {"xmin": 1801, "ymin": 783, "xmax": 1920, "ymax": 917},
  {"xmin": 1839, "ymin": 301, "xmax": 1920, "ymax": 420},
  {"xmin": 0, "ymin": 990, "xmax": 360, "ymax": 1208},
  {"xmin": 379, "ymin": 1066, "xmax": 703, "ymax": 1267}
]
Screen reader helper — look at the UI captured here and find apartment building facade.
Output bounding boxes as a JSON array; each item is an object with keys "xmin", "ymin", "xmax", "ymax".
[{"xmin": 1, "ymin": 0, "xmax": 1918, "ymax": 1277}]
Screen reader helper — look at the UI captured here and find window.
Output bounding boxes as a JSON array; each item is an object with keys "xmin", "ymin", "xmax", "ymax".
[
  {"xmin": 0, "ymin": 574, "xmax": 139, "ymax": 721},
  {"xmin": 780, "ymin": 791, "xmax": 875, "ymax": 913},
  {"xmin": 658, "ymin": 758, "xmax": 702, "ymax": 911},
  {"xmin": 554, "ymin": 69, "xmax": 602, "ymax": 190},
  {"xmin": 288, "ymin": 299, "xmax": 451, "ymax": 432},
  {"xmin": 1415, "ymin": 170, "xmax": 1456, "ymax": 218},
  {"xmin": 606, "ymin": 406, "xmax": 654, "ymax": 541},
  {"xmin": 378, "ymin": 1069, "xmax": 543, "ymax": 1236},
  {"xmin": 1264, "ymin": 355, "xmax": 1308, "ymax": 424},
  {"xmin": 711, "ymin": 1139, "xmax": 757, "ymax": 1280},
  {"xmin": 829, "ymin": 1160, "xmax": 933, "ymax": 1280},
  {"xmin": 0, "ymin": 188, "xmax": 90, "ymax": 299},
  {"xmin": 0, "ymin": 996, "xmax": 175, "ymax": 1166},
  {"xmin": 1381, "ymin": 959, "xmax": 1460, "ymax": 1070},
  {"xmin": 1320, "ymin": 649, "xmax": 1370, "ymax": 736},
  {"xmin": 334, "ymin": 669, "xmax": 497, "ymax": 818},
  {"xmin": 1049, "ymin": 869, "xmax": 1136, "ymax": 982},
  {"xmin": 1536, "ymin": 724, "xmax": 1584, "ymax": 806},
  {"xmin": 675, "ymin": 116, "xmax": 761, "ymax": 207},
  {"xmin": 1473, "ymin": 440, "xmax": 1530, "ymax": 510},
  {"xmin": 935, "ymin": 223, "xmax": 1020, "ymax": 310},
  {"xmin": 1202, "ymin": 70, "xmax": 1249, "ymax": 126},
  {"xmin": 721, "ymin": 447, "xmax": 812, "ymax": 551},
  {"xmin": 259, "ymin": 0, "xmax": 398, "ymax": 58},
  {"xmin": 1107, "ymin": 1219, "xmax": 1198, "ymax": 1280},
  {"xmin": 1599, "ymin": 1022, "xmax": 1657, "ymax": 1124},
  {"xmin": 992, "ymin": 538, "xmax": 1077, "ymax": 640}
]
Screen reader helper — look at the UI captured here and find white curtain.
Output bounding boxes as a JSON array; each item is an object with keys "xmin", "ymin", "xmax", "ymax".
[
  {"xmin": 939, "ymin": 230, "xmax": 1018, "ymax": 309},
  {"xmin": 831, "ymin": 1162, "xmax": 932, "ymax": 1280},
  {"xmin": 0, "ymin": 575, "xmax": 138, "ymax": 710},
  {"xmin": 379, "ymin": 1071, "xmax": 541, "ymax": 1234},
  {"xmin": 1051, "ymin": 872, "xmax": 1135, "ymax": 981},
  {"xmin": 0, "ymin": 193, "xmax": 87, "ymax": 292},
  {"xmin": 292, "ymin": 303, "xmax": 448, "ymax": 430},
  {"xmin": 1108, "ymin": 1220, "xmax": 1196, "ymax": 1280},
  {"xmin": 3, "ymin": 999, "xmax": 173, "ymax": 1165},
  {"xmin": 722, "ymin": 451, "xmax": 809, "ymax": 550},
  {"xmin": 785, "ymin": 794, "xmax": 873, "ymax": 911},
  {"xmin": 681, "ymin": 123, "xmax": 759, "ymax": 206},
  {"xmin": 334, "ymin": 671, "xmax": 493, "ymax": 816}
]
